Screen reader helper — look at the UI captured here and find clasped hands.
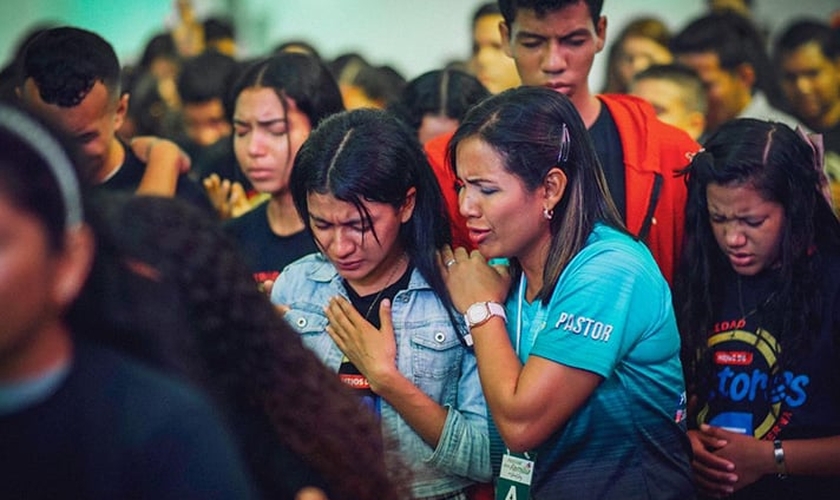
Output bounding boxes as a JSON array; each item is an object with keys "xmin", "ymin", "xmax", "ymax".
[{"xmin": 689, "ymin": 424, "xmax": 772, "ymax": 497}]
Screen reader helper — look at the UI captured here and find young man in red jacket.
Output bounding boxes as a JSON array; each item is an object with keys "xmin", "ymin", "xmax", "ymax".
[{"xmin": 428, "ymin": 0, "xmax": 699, "ymax": 284}]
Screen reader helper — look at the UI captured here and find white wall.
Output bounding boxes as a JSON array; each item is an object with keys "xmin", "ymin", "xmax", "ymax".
[
  {"xmin": 237, "ymin": 0, "xmax": 837, "ymax": 86},
  {"xmin": 2, "ymin": 0, "xmax": 838, "ymax": 89}
]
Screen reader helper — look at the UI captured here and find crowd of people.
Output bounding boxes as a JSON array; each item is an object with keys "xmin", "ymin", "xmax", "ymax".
[{"xmin": 1, "ymin": 0, "xmax": 839, "ymax": 499}]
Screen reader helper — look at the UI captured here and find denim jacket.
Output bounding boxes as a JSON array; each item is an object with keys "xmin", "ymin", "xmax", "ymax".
[{"xmin": 272, "ymin": 253, "xmax": 491, "ymax": 498}]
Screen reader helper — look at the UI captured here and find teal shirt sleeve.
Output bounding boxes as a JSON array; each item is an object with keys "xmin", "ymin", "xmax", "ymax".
[{"xmin": 529, "ymin": 226, "xmax": 677, "ymax": 378}]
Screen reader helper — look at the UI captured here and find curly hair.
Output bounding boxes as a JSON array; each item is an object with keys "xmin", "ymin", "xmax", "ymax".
[
  {"xmin": 72, "ymin": 192, "xmax": 410, "ymax": 500},
  {"xmin": 21, "ymin": 26, "xmax": 122, "ymax": 107}
]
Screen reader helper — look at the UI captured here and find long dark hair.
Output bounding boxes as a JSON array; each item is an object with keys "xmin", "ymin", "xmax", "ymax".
[
  {"xmin": 674, "ymin": 118, "xmax": 840, "ymax": 398},
  {"xmin": 388, "ymin": 68, "xmax": 490, "ymax": 132},
  {"xmin": 449, "ymin": 86, "xmax": 625, "ymax": 304},
  {"xmin": 227, "ymin": 52, "xmax": 343, "ymax": 127},
  {"xmin": 72, "ymin": 193, "xmax": 408, "ymax": 500},
  {"xmin": 291, "ymin": 108, "xmax": 463, "ymax": 336},
  {"xmin": 226, "ymin": 52, "xmax": 344, "ymax": 172}
]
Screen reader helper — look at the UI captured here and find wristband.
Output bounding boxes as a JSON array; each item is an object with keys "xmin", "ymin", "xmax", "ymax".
[{"xmin": 773, "ymin": 439, "xmax": 787, "ymax": 479}]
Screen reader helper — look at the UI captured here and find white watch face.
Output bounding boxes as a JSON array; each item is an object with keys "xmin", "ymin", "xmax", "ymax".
[
  {"xmin": 465, "ymin": 302, "xmax": 506, "ymax": 328},
  {"xmin": 467, "ymin": 303, "xmax": 489, "ymax": 324}
]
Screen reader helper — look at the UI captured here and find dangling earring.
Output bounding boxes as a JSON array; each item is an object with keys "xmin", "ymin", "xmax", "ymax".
[{"xmin": 543, "ymin": 207, "xmax": 554, "ymax": 220}]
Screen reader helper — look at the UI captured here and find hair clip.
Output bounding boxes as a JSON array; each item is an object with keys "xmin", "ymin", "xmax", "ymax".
[
  {"xmin": 795, "ymin": 126, "xmax": 826, "ymax": 174},
  {"xmin": 557, "ymin": 122, "xmax": 571, "ymax": 164},
  {"xmin": 795, "ymin": 126, "xmax": 833, "ymax": 209}
]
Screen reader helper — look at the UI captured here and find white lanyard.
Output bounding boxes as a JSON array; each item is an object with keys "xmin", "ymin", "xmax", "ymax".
[
  {"xmin": 501, "ymin": 276, "xmax": 536, "ymax": 496},
  {"xmin": 515, "ymin": 275, "xmax": 548, "ymax": 362}
]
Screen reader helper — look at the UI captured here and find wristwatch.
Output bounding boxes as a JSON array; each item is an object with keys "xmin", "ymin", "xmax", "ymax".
[{"xmin": 464, "ymin": 301, "xmax": 507, "ymax": 330}]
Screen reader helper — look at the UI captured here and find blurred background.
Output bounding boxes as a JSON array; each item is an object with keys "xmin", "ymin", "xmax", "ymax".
[{"xmin": 1, "ymin": 0, "xmax": 837, "ymax": 91}]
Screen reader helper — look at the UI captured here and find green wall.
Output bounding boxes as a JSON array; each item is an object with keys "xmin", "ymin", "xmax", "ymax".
[{"xmin": 0, "ymin": 0, "xmax": 173, "ymax": 67}]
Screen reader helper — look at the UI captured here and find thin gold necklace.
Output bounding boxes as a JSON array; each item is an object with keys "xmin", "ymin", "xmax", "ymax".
[{"xmin": 362, "ymin": 254, "xmax": 406, "ymax": 321}]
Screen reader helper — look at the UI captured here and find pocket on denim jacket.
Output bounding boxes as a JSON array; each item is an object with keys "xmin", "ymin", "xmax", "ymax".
[
  {"xmin": 409, "ymin": 326, "xmax": 463, "ymax": 404},
  {"xmin": 284, "ymin": 309, "xmax": 332, "ymax": 356},
  {"xmin": 410, "ymin": 326, "xmax": 462, "ymax": 379}
]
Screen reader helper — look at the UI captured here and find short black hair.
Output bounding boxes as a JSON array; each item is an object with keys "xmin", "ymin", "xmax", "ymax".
[
  {"xmin": 22, "ymin": 26, "xmax": 121, "ymax": 107},
  {"xmin": 203, "ymin": 16, "xmax": 235, "ymax": 43},
  {"xmin": 671, "ymin": 12, "xmax": 785, "ymax": 108},
  {"xmin": 473, "ymin": 2, "xmax": 501, "ymax": 25},
  {"xmin": 498, "ymin": 0, "xmax": 604, "ymax": 28},
  {"xmin": 632, "ymin": 63, "xmax": 708, "ymax": 114},
  {"xmin": 774, "ymin": 18, "xmax": 840, "ymax": 61},
  {"xmin": 671, "ymin": 11, "xmax": 763, "ymax": 71},
  {"xmin": 178, "ymin": 50, "xmax": 239, "ymax": 104}
]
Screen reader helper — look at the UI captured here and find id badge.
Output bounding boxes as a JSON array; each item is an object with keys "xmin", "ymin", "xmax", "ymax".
[{"xmin": 495, "ymin": 451, "xmax": 534, "ymax": 500}]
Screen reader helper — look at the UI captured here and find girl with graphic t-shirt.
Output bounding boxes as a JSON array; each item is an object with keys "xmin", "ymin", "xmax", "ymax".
[{"xmin": 675, "ymin": 118, "xmax": 840, "ymax": 499}]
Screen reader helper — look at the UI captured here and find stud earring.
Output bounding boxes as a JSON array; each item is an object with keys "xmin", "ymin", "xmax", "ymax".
[{"xmin": 543, "ymin": 207, "xmax": 554, "ymax": 220}]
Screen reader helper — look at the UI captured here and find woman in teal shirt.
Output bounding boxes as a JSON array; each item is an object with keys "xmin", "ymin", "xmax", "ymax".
[{"xmin": 439, "ymin": 86, "xmax": 694, "ymax": 499}]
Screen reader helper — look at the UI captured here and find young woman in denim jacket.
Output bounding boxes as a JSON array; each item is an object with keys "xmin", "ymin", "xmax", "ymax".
[{"xmin": 271, "ymin": 108, "xmax": 490, "ymax": 499}]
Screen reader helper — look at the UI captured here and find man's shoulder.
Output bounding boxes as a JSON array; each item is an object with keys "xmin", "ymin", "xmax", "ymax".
[
  {"xmin": 598, "ymin": 93, "xmax": 654, "ymax": 120},
  {"xmin": 100, "ymin": 142, "xmax": 143, "ymax": 190},
  {"xmin": 599, "ymin": 94, "xmax": 699, "ymax": 158}
]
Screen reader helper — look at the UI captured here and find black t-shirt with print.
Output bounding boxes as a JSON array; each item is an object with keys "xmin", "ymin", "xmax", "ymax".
[{"xmin": 699, "ymin": 255, "xmax": 840, "ymax": 498}]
